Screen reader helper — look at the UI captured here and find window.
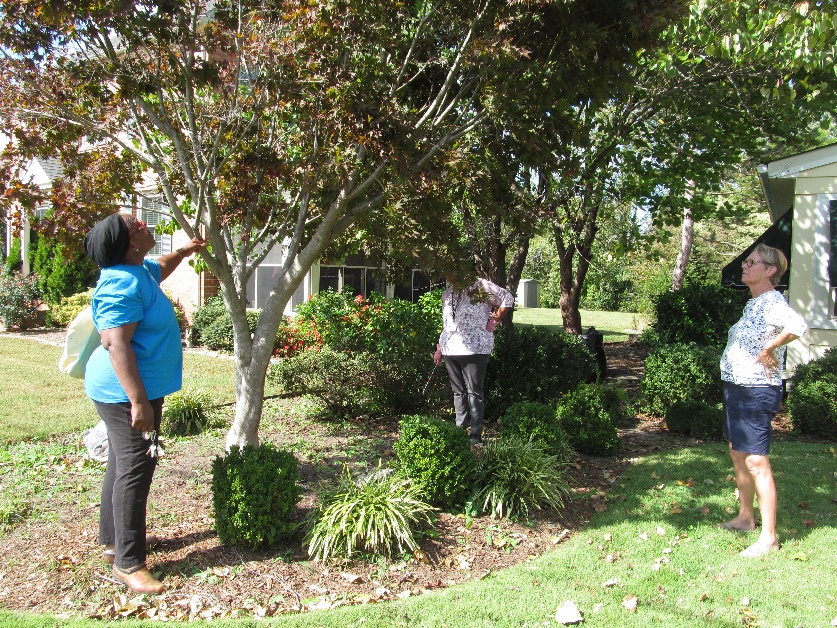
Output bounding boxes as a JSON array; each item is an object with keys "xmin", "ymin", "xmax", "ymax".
[{"xmin": 139, "ymin": 196, "xmax": 172, "ymax": 257}]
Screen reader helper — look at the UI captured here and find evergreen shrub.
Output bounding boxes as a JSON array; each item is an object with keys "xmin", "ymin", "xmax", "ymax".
[
  {"xmin": 651, "ymin": 281, "xmax": 747, "ymax": 347},
  {"xmin": 211, "ymin": 444, "xmax": 302, "ymax": 548},
  {"xmin": 189, "ymin": 295, "xmax": 228, "ymax": 346},
  {"xmin": 555, "ymin": 383, "xmax": 623, "ymax": 455},
  {"xmin": 200, "ymin": 309, "xmax": 261, "ymax": 352},
  {"xmin": 499, "ymin": 401, "xmax": 573, "ymax": 462},
  {"xmin": 269, "ymin": 346, "xmax": 377, "ymax": 418},
  {"xmin": 787, "ymin": 349, "xmax": 837, "ymax": 438},
  {"xmin": 393, "ymin": 415, "xmax": 474, "ymax": 509},
  {"xmin": 641, "ymin": 343, "xmax": 723, "ymax": 416},
  {"xmin": 664, "ymin": 399, "xmax": 724, "ymax": 440},
  {"xmin": 30, "ymin": 235, "xmax": 98, "ymax": 306},
  {"xmin": 485, "ymin": 326, "xmax": 596, "ymax": 418},
  {"xmin": 306, "ymin": 464, "xmax": 435, "ymax": 561},
  {"xmin": 472, "ymin": 437, "xmax": 570, "ymax": 519},
  {"xmin": 48, "ymin": 288, "xmax": 94, "ymax": 327}
]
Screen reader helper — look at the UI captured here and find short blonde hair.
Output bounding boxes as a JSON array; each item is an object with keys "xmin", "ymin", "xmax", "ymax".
[{"xmin": 755, "ymin": 244, "xmax": 787, "ymax": 286}]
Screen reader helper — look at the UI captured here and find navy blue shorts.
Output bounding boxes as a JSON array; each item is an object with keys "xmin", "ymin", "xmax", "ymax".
[{"xmin": 722, "ymin": 382, "xmax": 782, "ymax": 456}]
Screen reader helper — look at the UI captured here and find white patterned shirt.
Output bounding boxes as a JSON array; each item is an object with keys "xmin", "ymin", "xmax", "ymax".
[
  {"xmin": 439, "ymin": 278, "xmax": 515, "ymax": 356},
  {"xmin": 720, "ymin": 290, "xmax": 807, "ymax": 386}
]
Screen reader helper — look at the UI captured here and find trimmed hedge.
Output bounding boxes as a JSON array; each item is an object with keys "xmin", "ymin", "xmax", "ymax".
[
  {"xmin": 787, "ymin": 349, "xmax": 837, "ymax": 438},
  {"xmin": 664, "ymin": 399, "xmax": 724, "ymax": 440},
  {"xmin": 641, "ymin": 343, "xmax": 723, "ymax": 416}
]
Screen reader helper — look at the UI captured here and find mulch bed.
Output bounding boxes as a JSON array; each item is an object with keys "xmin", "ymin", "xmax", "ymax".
[{"xmin": 0, "ymin": 335, "xmax": 713, "ymax": 621}]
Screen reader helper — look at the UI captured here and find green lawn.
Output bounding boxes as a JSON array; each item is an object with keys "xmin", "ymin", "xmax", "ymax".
[
  {"xmin": 1, "ymin": 337, "xmax": 835, "ymax": 627},
  {"xmin": 515, "ymin": 308, "xmax": 646, "ymax": 342},
  {"xmin": 0, "ymin": 338, "xmax": 240, "ymax": 442}
]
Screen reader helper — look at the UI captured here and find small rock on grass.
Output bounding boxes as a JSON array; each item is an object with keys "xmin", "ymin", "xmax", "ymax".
[{"xmin": 555, "ymin": 600, "xmax": 584, "ymax": 624}]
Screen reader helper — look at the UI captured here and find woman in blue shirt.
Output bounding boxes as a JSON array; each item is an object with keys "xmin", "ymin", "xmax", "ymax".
[{"xmin": 84, "ymin": 213, "xmax": 205, "ymax": 594}]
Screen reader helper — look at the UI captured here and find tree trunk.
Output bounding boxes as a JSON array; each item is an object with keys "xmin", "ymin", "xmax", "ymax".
[{"xmin": 671, "ymin": 206, "xmax": 693, "ymax": 291}]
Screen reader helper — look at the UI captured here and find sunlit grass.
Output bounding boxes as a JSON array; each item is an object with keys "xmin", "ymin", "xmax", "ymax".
[{"xmin": 514, "ymin": 308, "xmax": 647, "ymax": 342}]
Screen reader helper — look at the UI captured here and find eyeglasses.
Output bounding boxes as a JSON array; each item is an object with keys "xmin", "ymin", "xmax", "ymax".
[
  {"xmin": 741, "ymin": 259, "xmax": 772, "ymax": 268},
  {"xmin": 129, "ymin": 220, "xmax": 147, "ymax": 235}
]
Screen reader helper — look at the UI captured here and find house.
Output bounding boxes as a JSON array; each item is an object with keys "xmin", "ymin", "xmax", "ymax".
[
  {"xmin": 722, "ymin": 142, "xmax": 837, "ymax": 374},
  {"xmin": 4, "ymin": 156, "xmax": 433, "ymax": 320}
]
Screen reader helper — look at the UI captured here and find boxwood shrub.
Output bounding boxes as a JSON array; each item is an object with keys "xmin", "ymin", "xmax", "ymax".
[
  {"xmin": 664, "ymin": 399, "xmax": 724, "ymax": 440},
  {"xmin": 555, "ymin": 384, "xmax": 623, "ymax": 456},
  {"xmin": 393, "ymin": 415, "xmax": 474, "ymax": 509},
  {"xmin": 787, "ymin": 349, "xmax": 837, "ymax": 438},
  {"xmin": 499, "ymin": 401, "xmax": 573, "ymax": 462},
  {"xmin": 651, "ymin": 281, "xmax": 747, "ymax": 347},
  {"xmin": 485, "ymin": 325, "xmax": 596, "ymax": 419},
  {"xmin": 211, "ymin": 443, "xmax": 302, "ymax": 548},
  {"xmin": 641, "ymin": 343, "xmax": 723, "ymax": 416}
]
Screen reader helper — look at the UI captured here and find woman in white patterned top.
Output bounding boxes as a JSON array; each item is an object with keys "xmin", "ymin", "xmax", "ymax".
[
  {"xmin": 434, "ymin": 275, "xmax": 514, "ymax": 445},
  {"xmin": 719, "ymin": 244, "xmax": 807, "ymax": 557}
]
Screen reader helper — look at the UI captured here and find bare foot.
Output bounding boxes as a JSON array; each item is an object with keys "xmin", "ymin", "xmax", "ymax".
[
  {"xmin": 739, "ymin": 540, "xmax": 780, "ymax": 557},
  {"xmin": 718, "ymin": 518, "xmax": 756, "ymax": 532}
]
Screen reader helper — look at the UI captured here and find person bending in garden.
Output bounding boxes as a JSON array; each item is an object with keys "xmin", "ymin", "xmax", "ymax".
[
  {"xmin": 84, "ymin": 213, "xmax": 205, "ymax": 594},
  {"xmin": 719, "ymin": 244, "xmax": 807, "ymax": 557},
  {"xmin": 434, "ymin": 273, "xmax": 514, "ymax": 446}
]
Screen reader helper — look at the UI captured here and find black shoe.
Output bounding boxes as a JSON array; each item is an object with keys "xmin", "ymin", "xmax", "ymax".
[{"xmin": 470, "ymin": 435, "xmax": 483, "ymax": 447}]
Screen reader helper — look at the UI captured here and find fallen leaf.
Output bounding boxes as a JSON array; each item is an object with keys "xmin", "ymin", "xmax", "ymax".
[
  {"xmin": 555, "ymin": 600, "xmax": 584, "ymax": 625},
  {"xmin": 603, "ymin": 578, "xmax": 619, "ymax": 588},
  {"xmin": 396, "ymin": 590, "xmax": 411, "ymax": 599},
  {"xmin": 670, "ymin": 503, "xmax": 684, "ymax": 514},
  {"xmin": 594, "ymin": 503, "xmax": 608, "ymax": 513},
  {"xmin": 699, "ymin": 593, "xmax": 709, "ymax": 602},
  {"xmin": 797, "ymin": 501, "xmax": 809, "ymax": 509},
  {"xmin": 802, "ymin": 519, "xmax": 815, "ymax": 528},
  {"xmin": 621, "ymin": 594, "xmax": 638, "ymax": 612},
  {"xmin": 593, "ymin": 603, "xmax": 603, "ymax": 613},
  {"xmin": 704, "ymin": 479, "xmax": 715, "ymax": 486},
  {"xmin": 700, "ymin": 506, "xmax": 711, "ymax": 515},
  {"xmin": 603, "ymin": 533, "xmax": 612, "ymax": 542},
  {"xmin": 656, "ymin": 526, "xmax": 666, "ymax": 535},
  {"xmin": 414, "ymin": 549, "xmax": 428, "ymax": 564},
  {"xmin": 638, "ymin": 532, "xmax": 649, "ymax": 541},
  {"xmin": 831, "ymin": 616, "xmax": 837, "ymax": 626},
  {"xmin": 741, "ymin": 597, "xmax": 750, "ymax": 606},
  {"xmin": 341, "ymin": 573, "xmax": 363, "ymax": 584}
]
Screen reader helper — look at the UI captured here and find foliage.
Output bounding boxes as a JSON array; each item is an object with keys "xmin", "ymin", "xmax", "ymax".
[
  {"xmin": 4, "ymin": 237, "xmax": 20, "ymax": 272},
  {"xmin": 664, "ymin": 400, "xmax": 724, "ymax": 440},
  {"xmin": 0, "ymin": 0, "xmax": 685, "ymax": 450},
  {"xmin": 189, "ymin": 296, "xmax": 228, "ymax": 347},
  {"xmin": 641, "ymin": 343, "xmax": 724, "ymax": 416},
  {"xmin": 485, "ymin": 325, "xmax": 596, "ymax": 418},
  {"xmin": 47, "ymin": 288, "xmax": 94, "ymax": 327},
  {"xmin": 201, "ymin": 309, "xmax": 261, "ymax": 353},
  {"xmin": 787, "ymin": 349, "xmax": 837, "ymax": 438},
  {"xmin": 292, "ymin": 289, "xmax": 443, "ymax": 414},
  {"xmin": 211, "ymin": 444, "xmax": 301, "ymax": 548},
  {"xmin": 499, "ymin": 401, "xmax": 573, "ymax": 462},
  {"xmin": 273, "ymin": 316, "xmax": 323, "ymax": 359},
  {"xmin": 30, "ymin": 234, "xmax": 97, "ymax": 306},
  {"xmin": 651, "ymin": 281, "xmax": 747, "ymax": 346},
  {"xmin": 393, "ymin": 415, "xmax": 474, "ymax": 509},
  {"xmin": 269, "ymin": 346, "xmax": 377, "ymax": 419},
  {"xmin": 0, "ymin": 268, "xmax": 40, "ymax": 329},
  {"xmin": 555, "ymin": 384, "xmax": 623, "ymax": 456},
  {"xmin": 162, "ymin": 389, "xmax": 212, "ymax": 437},
  {"xmin": 471, "ymin": 436, "xmax": 571, "ymax": 520},
  {"xmin": 165, "ymin": 292, "xmax": 188, "ymax": 331},
  {"xmin": 306, "ymin": 464, "xmax": 435, "ymax": 561}
]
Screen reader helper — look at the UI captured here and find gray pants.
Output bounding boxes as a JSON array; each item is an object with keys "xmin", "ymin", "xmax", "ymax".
[{"xmin": 444, "ymin": 354, "xmax": 489, "ymax": 437}]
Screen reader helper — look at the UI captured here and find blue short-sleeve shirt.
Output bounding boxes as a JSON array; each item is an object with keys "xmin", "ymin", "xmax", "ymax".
[{"xmin": 85, "ymin": 259, "xmax": 183, "ymax": 403}]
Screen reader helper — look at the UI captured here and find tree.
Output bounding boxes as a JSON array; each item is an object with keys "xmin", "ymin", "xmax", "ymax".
[
  {"xmin": 528, "ymin": 0, "xmax": 837, "ymax": 332},
  {"xmin": 0, "ymin": 0, "xmax": 685, "ymax": 448}
]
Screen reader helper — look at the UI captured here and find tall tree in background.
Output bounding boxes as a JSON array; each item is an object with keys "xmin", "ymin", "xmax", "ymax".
[
  {"xmin": 0, "ymin": 0, "xmax": 681, "ymax": 448},
  {"xmin": 531, "ymin": 0, "xmax": 837, "ymax": 333}
]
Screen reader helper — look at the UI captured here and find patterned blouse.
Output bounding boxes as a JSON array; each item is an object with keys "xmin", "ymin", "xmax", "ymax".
[
  {"xmin": 438, "ymin": 278, "xmax": 515, "ymax": 356},
  {"xmin": 720, "ymin": 290, "xmax": 807, "ymax": 386}
]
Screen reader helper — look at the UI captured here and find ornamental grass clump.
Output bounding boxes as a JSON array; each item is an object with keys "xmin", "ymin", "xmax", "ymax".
[
  {"xmin": 306, "ymin": 464, "xmax": 436, "ymax": 561},
  {"xmin": 162, "ymin": 389, "xmax": 212, "ymax": 437},
  {"xmin": 472, "ymin": 436, "xmax": 570, "ymax": 520},
  {"xmin": 211, "ymin": 444, "xmax": 302, "ymax": 548},
  {"xmin": 393, "ymin": 415, "xmax": 474, "ymax": 509}
]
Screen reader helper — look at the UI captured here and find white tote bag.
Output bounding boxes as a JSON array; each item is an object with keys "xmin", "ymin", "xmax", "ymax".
[{"xmin": 58, "ymin": 306, "xmax": 101, "ymax": 379}]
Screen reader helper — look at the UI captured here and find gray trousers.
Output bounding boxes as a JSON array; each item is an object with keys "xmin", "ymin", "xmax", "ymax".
[
  {"xmin": 444, "ymin": 354, "xmax": 489, "ymax": 437},
  {"xmin": 95, "ymin": 398, "xmax": 162, "ymax": 573}
]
